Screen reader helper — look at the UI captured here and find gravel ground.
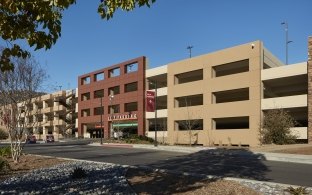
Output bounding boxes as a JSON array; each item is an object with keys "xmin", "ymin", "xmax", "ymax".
[
  {"xmin": 0, "ymin": 161, "xmax": 135, "ymax": 195},
  {"xmin": 1, "ymin": 160, "xmax": 312, "ymax": 195}
]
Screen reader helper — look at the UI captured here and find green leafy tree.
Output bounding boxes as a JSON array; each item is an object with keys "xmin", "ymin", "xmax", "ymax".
[
  {"xmin": 261, "ymin": 109, "xmax": 298, "ymax": 145},
  {"xmin": 0, "ymin": 0, "xmax": 156, "ymax": 71}
]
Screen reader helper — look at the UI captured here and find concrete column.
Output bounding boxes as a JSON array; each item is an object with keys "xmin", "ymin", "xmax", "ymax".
[
  {"xmin": 54, "ymin": 112, "xmax": 59, "ymax": 121},
  {"xmin": 82, "ymin": 124, "xmax": 89, "ymax": 138},
  {"xmin": 53, "ymin": 126, "xmax": 59, "ymax": 141},
  {"xmin": 33, "ymin": 103, "xmax": 38, "ymax": 110},
  {"xmin": 308, "ymin": 36, "xmax": 312, "ymax": 144},
  {"xmin": 54, "ymin": 100, "xmax": 59, "ymax": 107},
  {"xmin": 43, "ymin": 114, "xmax": 48, "ymax": 122},
  {"xmin": 43, "ymin": 100, "xmax": 48, "ymax": 109},
  {"xmin": 43, "ymin": 127, "xmax": 49, "ymax": 135}
]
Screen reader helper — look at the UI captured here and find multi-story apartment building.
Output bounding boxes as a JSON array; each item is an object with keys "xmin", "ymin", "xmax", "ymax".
[{"xmin": 0, "ymin": 90, "xmax": 78, "ymax": 141}]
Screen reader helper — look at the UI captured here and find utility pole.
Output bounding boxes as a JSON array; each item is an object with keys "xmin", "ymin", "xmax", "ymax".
[
  {"xmin": 187, "ymin": 45, "xmax": 193, "ymax": 58},
  {"xmin": 100, "ymin": 96, "xmax": 103, "ymax": 145},
  {"xmin": 154, "ymin": 81, "xmax": 158, "ymax": 147},
  {"xmin": 281, "ymin": 21, "xmax": 292, "ymax": 65}
]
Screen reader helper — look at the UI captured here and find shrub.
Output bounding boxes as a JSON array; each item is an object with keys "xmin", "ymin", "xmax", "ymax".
[
  {"xmin": 0, "ymin": 128, "xmax": 8, "ymax": 140},
  {"xmin": 260, "ymin": 109, "xmax": 297, "ymax": 145},
  {"xmin": 71, "ymin": 167, "xmax": 87, "ymax": 179},
  {"xmin": 285, "ymin": 186, "xmax": 308, "ymax": 195},
  {"xmin": 124, "ymin": 134, "xmax": 154, "ymax": 144},
  {"xmin": 0, "ymin": 157, "xmax": 10, "ymax": 173},
  {"xmin": 0, "ymin": 146, "xmax": 11, "ymax": 157}
]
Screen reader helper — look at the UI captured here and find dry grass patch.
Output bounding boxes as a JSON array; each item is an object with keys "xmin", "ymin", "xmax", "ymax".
[{"xmin": 0, "ymin": 154, "xmax": 67, "ymax": 182}]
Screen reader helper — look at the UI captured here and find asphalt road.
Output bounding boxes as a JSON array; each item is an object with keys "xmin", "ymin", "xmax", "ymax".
[{"xmin": 11, "ymin": 143, "xmax": 312, "ymax": 187}]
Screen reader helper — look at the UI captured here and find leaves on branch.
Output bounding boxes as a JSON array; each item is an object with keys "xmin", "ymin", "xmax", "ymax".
[{"xmin": 0, "ymin": 0, "xmax": 155, "ymax": 72}]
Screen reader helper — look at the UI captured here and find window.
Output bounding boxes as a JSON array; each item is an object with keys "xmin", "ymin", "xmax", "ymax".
[
  {"xmin": 108, "ymin": 104, "xmax": 120, "ymax": 114},
  {"xmin": 81, "ymin": 109, "xmax": 90, "ymax": 117},
  {"xmin": 212, "ymin": 59, "xmax": 249, "ymax": 77},
  {"xmin": 125, "ymin": 62, "xmax": 138, "ymax": 73},
  {"xmin": 156, "ymin": 96, "xmax": 167, "ymax": 110},
  {"xmin": 148, "ymin": 118, "xmax": 167, "ymax": 131},
  {"xmin": 81, "ymin": 92, "xmax": 90, "ymax": 101},
  {"xmin": 212, "ymin": 116, "xmax": 249, "ymax": 130},
  {"xmin": 174, "ymin": 119, "xmax": 203, "ymax": 131},
  {"xmin": 125, "ymin": 102, "xmax": 138, "ymax": 112},
  {"xmin": 37, "ymin": 102, "xmax": 43, "ymax": 109},
  {"xmin": 175, "ymin": 94, "xmax": 203, "ymax": 108},
  {"xmin": 37, "ymin": 114, "xmax": 43, "ymax": 122},
  {"xmin": 124, "ymin": 82, "xmax": 138, "ymax": 93},
  {"xmin": 108, "ymin": 67, "xmax": 120, "ymax": 78},
  {"xmin": 94, "ymin": 72, "xmax": 104, "ymax": 81},
  {"xmin": 212, "ymin": 88, "xmax": 249, "ymax": 104},
  {"xmin": 94, "ymin": 89, "xmax": 104, "ymax": 98},
  {"xmin": 94, "ymin": 107, "xmax": 104, "ymax": 115},
  {"xmin": 108, "ymin": 86, "xmax": 120, "ymax": 96},
  {"xmin": 81, "ymin": 76, "xmax": 91, "ymax": 85},
  {"xmin": 174, "ymin": 69, "xmax": 203, "ymax": 84}
]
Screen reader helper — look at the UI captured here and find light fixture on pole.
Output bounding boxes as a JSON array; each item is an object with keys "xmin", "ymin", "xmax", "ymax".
[
  {"xmin": 281, "ymin": 21, "xmax": 293, "ymax": 65},
  {"xmin": 187, "ymin": 45, "xmax": 193, "ymax": 58}
]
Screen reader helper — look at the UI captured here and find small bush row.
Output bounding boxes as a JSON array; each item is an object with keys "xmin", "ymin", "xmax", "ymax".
[
  {"xmin": 124, "ymin": 135, "xmax": 154, "ymax": 144},
  {"xmin": 0, "ymin": 146, "xmax": 11, "ymax": 157},
  {"xmin": 0, "ymin": 157, "xmax": 10, "ymax": 173}
]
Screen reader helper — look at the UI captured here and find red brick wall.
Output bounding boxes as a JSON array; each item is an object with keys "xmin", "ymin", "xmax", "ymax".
[{"xmin": 78, "ymin": 57, "xmax": 146, "ymax": 138}]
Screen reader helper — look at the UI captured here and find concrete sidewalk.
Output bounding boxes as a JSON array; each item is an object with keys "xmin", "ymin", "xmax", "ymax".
[{"xmin": 89, "ymin": 142, "xmax": 312, "ymax": 164}]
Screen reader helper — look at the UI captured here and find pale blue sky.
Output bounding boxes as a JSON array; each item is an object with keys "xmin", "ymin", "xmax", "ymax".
[{"xmin": 31, "ymin": 0, "xmax": 311, "ymax": 92}]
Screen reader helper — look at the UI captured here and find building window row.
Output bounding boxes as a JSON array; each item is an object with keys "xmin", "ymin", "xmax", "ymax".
[
  {"xmin": 81, "ymin": 62, "xmax": 139, "ymax": 85},
  {"xmin": 173, "ymin": 116, "xmax": 249, "ymax": 131},
  {"xmin": 174, "ymin": 59, "xmax": 249, "ymax": 85},
  {"xmin": 80, "ymin": 82, "xmax": 138, "ymax": 101},
  {"xmin": 81, "ymin": 102, "xmax": 138, "ymax": 117},
  {"xmin": 173, "ymin": 88, "xmax": 250, "ymax": 108}
]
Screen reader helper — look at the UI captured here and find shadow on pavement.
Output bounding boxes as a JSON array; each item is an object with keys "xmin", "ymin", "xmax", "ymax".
[
  {"xmin": 138, "ymin": 148, "xmax": 269, "ymax": 183},
  {"xmin": 126, "ymin": 166, "xmax": 221, "ymax": 195}
]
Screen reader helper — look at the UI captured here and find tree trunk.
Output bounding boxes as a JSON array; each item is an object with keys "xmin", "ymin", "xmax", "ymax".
[{"xmin": 10, "ymin": 140, "xmax": 22, "ymax": 163}]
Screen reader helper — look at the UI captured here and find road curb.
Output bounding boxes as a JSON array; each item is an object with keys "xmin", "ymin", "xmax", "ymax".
[
  {"xmin": 89, "ymin": 143, "xmax": 312, "ymax": 164},
  {"xmin": 88, "ymin": 143, "xmax": 134, "ymax": 148}
]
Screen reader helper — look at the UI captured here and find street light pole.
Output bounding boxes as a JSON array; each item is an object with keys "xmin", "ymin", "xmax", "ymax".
[
  {"xmin": 154, "ymin": 81, "xmax": 158, "ymax": 147},
  {"xmin": 281, "ymin": 21, "xmax": 292, "ymax": 65},
  {"xmin": 187, "ymin": 45, "xmax": 193, "ymax": 58},
  {"xmin": 109, "ymin": 94, "xmax": 114, "ymax": 139},
  {"xmin": 100, "ymin": 96, "xmax": 103, "ymax": 145}
]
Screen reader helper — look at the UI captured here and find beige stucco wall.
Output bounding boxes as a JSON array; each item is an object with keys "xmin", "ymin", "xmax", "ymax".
[{"xmin": 167, "ymin": 41, "xmax": 263, "ymax": 146}]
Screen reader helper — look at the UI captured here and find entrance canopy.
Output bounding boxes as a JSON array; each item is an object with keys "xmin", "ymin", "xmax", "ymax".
[{"xmin": 112, "ymin": 122, "xmax": 138, "ymax": 128}]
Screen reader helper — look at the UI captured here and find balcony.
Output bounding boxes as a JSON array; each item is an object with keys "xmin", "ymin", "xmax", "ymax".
[
  {"xmin": 53, "ymin": 105, "xmax": 65, "ymax": 112},
  {"xmin": 53, "ymin": 120, "xmax": 66, "ymax": 126},
  {"xmin": 41, "ymin": 107, "xmax": 53, "ymax": 113}
]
